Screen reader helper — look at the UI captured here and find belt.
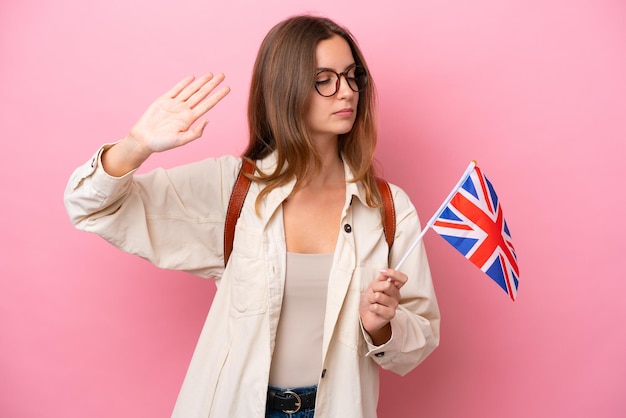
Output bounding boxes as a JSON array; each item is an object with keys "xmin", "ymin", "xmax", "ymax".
[{"xmin": 267, "ymin": 388, "xmax": 316, "ymax": 414}]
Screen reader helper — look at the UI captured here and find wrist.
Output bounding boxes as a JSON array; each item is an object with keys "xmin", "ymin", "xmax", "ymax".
[
  {"xmin": 122, "ymin": 133, "xmax": 153, "ymax": 163},
  {"xmin": 367, "ymin": 322, "xmax": 392, "ymax": 346},
  {"xmin": 101, "ymin": 136, "xmax": 151, "ymax": 177}
]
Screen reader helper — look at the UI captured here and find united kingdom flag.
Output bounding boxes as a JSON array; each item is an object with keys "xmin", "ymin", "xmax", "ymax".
[{"xmin": 432, "ymin": 165, "xmax": 519, "ymax": 300}]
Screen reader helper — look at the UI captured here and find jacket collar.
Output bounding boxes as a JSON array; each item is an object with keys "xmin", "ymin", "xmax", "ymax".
[
  {"xmin": 255, "ymin": 151, "xmax": 372, "ymax": 217},
  {"xmin": 253, "ymin": 152, "xmax": 296, "ymax": 222}
]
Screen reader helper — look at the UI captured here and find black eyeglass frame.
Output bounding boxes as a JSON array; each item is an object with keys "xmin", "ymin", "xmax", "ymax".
[{"xmin": 314, "ymin": 65, "xmax": 368, "ymax": 97}]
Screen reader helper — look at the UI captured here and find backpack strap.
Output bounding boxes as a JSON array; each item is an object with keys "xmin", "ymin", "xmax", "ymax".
[
  {"xmin": 224, "ymin": 161, "xmax": 396, "ymax": 266},
  {"xmin": 224, "ymin": 159, "xmax": 255, "ymax": 266},
  {"xmin": 376, "ymin": 177, "xmax": 396, "ymax": 250}
]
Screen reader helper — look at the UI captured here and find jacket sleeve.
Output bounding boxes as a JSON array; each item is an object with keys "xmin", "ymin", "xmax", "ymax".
[
  {"xmin": 63, "ymin": 144, "xmax": 242, "ymax": 279},
  {"xmin": 362, "ymin": 185, "xmax": 441, "ymax": 375}
]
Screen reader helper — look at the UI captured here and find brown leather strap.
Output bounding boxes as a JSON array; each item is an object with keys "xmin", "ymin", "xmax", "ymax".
[
  {"xmin": 224, "ymin": 159, "xmax": 255, "ymax": 266},
  {"xmin": 376, "ymin": 177, "xmax": 396, "ymax": 250}
]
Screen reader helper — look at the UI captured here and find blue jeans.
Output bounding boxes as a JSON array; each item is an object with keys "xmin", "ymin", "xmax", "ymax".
[{"xmin": 265, "ymin": 385, "xmax": 316, "ymax": 418}]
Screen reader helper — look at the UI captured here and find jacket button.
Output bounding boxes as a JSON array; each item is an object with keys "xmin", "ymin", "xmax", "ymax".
[
  {"xmin": 343, "ymin": 224, "xmax": 352, "ymax": 233},
  {"xmin": 321, "ymin": 369, "xmax": 327, "ymax": 378},
  {"xmin": 374, "ymin": 352, "xmax": 385, "ymax": 358}
]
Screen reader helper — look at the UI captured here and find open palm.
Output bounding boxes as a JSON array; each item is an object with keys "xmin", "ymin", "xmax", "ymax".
[{"xmin": 129, "ymin": 73, "xmax": 230, "ymax": 153}]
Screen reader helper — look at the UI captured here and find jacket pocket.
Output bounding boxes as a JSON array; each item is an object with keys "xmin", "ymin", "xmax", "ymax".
[{"xmin": 228, "ymin": 225, "xmax": 268, "ymax": 316}]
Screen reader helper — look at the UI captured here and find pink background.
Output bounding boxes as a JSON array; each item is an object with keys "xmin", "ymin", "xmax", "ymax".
[{"xmin": 1, "ymin": 0, "xmax": 625, "ymax": 417}]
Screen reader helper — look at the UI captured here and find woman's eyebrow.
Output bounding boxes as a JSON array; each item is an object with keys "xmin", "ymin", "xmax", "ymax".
[{"xmin": 315, "ymin": 63, "xmax": 357, "ymax": 72}]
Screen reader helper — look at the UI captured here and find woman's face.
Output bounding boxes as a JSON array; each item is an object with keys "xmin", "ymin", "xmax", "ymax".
[{"xmin": 306, "ymin": 35, "xmax": 360, "ymax": 143}]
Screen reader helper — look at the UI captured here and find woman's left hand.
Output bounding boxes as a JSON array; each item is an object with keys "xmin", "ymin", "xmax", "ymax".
[{"xmin": 359, "ymin": 268, "xmax": 408, "ymax": 345}]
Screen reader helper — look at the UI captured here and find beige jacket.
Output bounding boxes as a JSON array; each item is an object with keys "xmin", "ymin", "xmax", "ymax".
[{"xmin": 64, "ymin": 145, "xmax": 440, "ymax": 417}]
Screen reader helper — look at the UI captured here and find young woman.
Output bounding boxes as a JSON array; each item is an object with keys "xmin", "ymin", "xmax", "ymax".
[{"xmin": 65, "ymin": 15, "xmax": 440, "ymax": 418}]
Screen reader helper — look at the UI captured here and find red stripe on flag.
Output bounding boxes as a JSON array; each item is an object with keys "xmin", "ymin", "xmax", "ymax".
[
  {"xmin": 474, "ymin": 167, "xmax": 494, "ymax": 214},
  {"xmin": 433, "ymin": 220, "xmax": 473, "ymax": 230},
  {"xmin": 500, "ymin": 253, "xmax": 516, "ymax": 301}
]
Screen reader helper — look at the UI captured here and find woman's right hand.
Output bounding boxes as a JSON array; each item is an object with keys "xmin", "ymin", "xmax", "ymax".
[
  {"xmin": 129, "ymin": 73, "xmax": 230, "ymax": 153},
  {"xmin": 102, "ymin": 73, "xmax": 230, "ymax": 176}
]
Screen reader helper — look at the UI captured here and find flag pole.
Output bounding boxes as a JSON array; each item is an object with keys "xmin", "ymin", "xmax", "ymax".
[{"xmin": 393, "ymin": 160, "xmax": 477, "ymax": 271}]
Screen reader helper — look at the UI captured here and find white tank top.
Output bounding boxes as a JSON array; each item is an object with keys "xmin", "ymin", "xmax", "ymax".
[{"xmin": 268, "ymin": 252, "xmax": 333, "ymax": 387}]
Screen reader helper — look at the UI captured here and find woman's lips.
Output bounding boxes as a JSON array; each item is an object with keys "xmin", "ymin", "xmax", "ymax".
[{"xmin": 333, "ymin": 108, "xmax": 354, "ymax": 117}]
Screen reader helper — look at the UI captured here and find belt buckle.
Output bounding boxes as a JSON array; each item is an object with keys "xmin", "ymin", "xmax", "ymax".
[{"xmin": 281, "ymin": 390, "xmax": 302, "ymax": 414}]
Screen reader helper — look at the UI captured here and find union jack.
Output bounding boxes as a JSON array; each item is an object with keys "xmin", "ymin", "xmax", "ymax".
[{"xmin": 432, "ymin": 165, "xmax": 519, "ymax": 300}]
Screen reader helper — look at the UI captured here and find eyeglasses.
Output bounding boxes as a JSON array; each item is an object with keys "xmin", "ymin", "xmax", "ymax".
[{"xmin": 314, "ymin": 65, "xmax": 368, "ymax": 97}]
